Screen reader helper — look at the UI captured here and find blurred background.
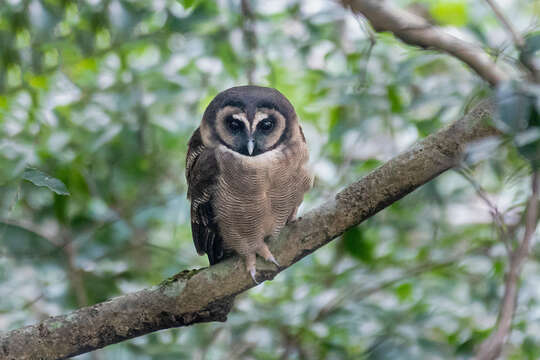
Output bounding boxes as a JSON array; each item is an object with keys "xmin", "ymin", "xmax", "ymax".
[{"xmin": 0, "ymin": 0, "xmax": 539, "ymax": 359}]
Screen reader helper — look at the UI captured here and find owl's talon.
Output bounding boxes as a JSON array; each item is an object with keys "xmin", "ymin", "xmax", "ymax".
[
  {"xmin": 249, "ymin": 267, "xmax": 259, "ymax": 284},
  {"xmin": 257, "ymin": 244, "xmax": 280, "ymax": 268},
  {"xmin": 268, "ymin": 254, "xmax": 280, "ymax": 267}
]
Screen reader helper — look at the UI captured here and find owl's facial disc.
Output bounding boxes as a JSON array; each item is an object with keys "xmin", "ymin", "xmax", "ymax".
[
  {"xmin": 228, "ymin": 113, "xmax": 254, "ymax": 155},
  {"xmin": 215, "ymin": 106, "xmax": 249, "ymax": 155},
  {"xmin": 215, "ymin": 106, "xmax": 286, "ymax": 156},
  {"xmin": 250, "ymin": 109, "xmax": 286, "ymax": 155}
]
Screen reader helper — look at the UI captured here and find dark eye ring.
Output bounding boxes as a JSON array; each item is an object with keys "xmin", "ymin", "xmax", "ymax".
[
  {"xmin": 259, "ymin": 118, "xmax": 274, "ymax": 132},
  {"xmin": 227, "ymin": 117, "xmax": 243, "ymax": 133}
]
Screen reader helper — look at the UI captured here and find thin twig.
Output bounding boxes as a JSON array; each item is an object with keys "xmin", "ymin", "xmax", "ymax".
[
  {"xmin": 483, "ymin": 0, "xmax": 538, "ymax": 82},
  {"xmin": 476, "ymin": 172, "xmax": 539, "ymax": 360},
  {"xmin": 457, "ymin": 168, "xmax": 513, "ymax": 254},
  {"xmin": 484, "ymin": 0, "xmax": 525, "ymax": 49},
  {"xmin": 21, "ymin": 293, "xmax": 45, "ymax": 310},
  {"xmin": 353, "ymin": 14, "xmax": 376, "ymax": 92}
]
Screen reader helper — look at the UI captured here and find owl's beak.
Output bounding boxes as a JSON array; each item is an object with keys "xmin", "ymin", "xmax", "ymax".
[{"xmin": 247, "ymin": 138, "xmax": 255, "ymax": 155}]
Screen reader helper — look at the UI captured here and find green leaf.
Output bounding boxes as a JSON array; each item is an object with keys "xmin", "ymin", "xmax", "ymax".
[
  {"xmin": 22, "ymin": 168, "xmax": 70, "ymax": 196},
  {"xmin": 523, "ymin": 32, "xmax": 540, "ymax": 57},
  {"xmin": 494, "ymin": 81, "xmax": 540, "ymax": 168},
  {"xmin": 178, "ymin": 0, "xmax": 202, "ymax": 9},
  {"xmin": 387, "ymin": 84, "xmax": 403, "ymax": 113},
  {"xmin": 494, "ymin": 81, "xmax": 533, "ymax": 134},
  {"xmin": 395, "ymin": 282, "xmax": 413, "ymax": 302},
  {"xmin": 25, "ymin": 74, "xmax": 48, "ymax": 89},
  {"xmin": 355, "ymin": 158, "xmax": 382, "ymax": 174},
  {"xmin": 516, "ymin": 126, "xmax": 540, "ymax": 169},
  {"xmin": 0, "ymin": 223, "xmax": 60, "ymax": 264},
  {"xmin": 217, "ymin": 41, "xmax": 238, "ymax": 78},
  {"xmin": 430, "ymin": 1, "xmax": 468, "ymax": 26},
  {"xmin": 342, "ymin": 226, "xmax": 376, "ymax": 263}
]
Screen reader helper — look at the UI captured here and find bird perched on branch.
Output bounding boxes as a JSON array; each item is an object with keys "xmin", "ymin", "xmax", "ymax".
[{"xmin": 186, "ymin": 86, "xmax": 312, "ymax": 283}]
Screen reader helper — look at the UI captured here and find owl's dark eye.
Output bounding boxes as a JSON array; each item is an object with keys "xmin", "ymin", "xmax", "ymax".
[
  {"xmin": 227, "ymin": 117, "xmax": 243, "ymax": 133},
  {"xmin": 259, "ymin": 118, "xmax": 275, "ymax": 133}
]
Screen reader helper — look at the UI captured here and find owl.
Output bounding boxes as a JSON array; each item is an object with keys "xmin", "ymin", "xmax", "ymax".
[{"xmin": 186, "ymin": 85, "xmax": 312, "ymax": 283}]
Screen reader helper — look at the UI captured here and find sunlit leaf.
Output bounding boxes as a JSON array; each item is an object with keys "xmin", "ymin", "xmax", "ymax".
[
  {"xmin": 178, "ymin": 0, "xmax": 203, "ymax": 9},
  {"xmin": 430, "ymin": 1, "xmax": 468, "ymax": 26},
  {"xmin": 26, "ymin": 74, "xmax": 48, "ymax": 89},
  {"xmin": 395, "ymin": 282, "xmax": 413, "ymax": 302},
  {"xmin": 387, "ymin": 84, "xmax": 403, "ymax": 113}
]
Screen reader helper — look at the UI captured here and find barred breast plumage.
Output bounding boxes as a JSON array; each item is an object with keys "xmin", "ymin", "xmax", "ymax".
[{"xmin": 213, "ymin": 136, "xmax": 311, "ymax": 256}]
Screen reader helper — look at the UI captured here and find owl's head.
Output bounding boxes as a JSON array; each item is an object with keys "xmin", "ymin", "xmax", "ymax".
[{"xmin": 200, "ymin": 86, "xmax": 299, "ymax": 156}]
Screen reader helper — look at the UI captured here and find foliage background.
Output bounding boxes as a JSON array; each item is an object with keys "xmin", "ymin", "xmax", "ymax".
[{"xmin": 0, "ymin": 0, "xmax": 538, "ymax": 359}]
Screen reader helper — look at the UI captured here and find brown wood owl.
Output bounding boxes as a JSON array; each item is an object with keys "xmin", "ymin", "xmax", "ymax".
[{"xmin": 186, "ymin": 86, "xmax": 313, "ymax": 283}]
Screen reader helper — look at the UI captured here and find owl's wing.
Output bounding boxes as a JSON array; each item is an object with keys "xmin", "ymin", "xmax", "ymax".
[
  {"xmin": 286, "ymin": 124, "xmax": 313, "ymax": 224},
  {"xmin": 186, "ymin": 128, "xmax": 225, "ymax": 265}
]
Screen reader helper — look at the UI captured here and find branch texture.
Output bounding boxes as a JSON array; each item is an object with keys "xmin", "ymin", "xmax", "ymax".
[
  {"xmin": 341, "ymin": 0, "xmax": 509, "ymax": 86},
  {"xmin": 0, "ymin": 99, "xmax": 497, "ymax": 360}
]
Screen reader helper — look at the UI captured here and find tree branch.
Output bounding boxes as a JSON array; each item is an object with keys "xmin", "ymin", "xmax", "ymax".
[
  {"xmin": 241, "ymin": 0, "xmax": 257, "ymax": 85},
  {"xmin": 340, "ymin": 0, "xmax": 509, "ymax": 86},
  {"xmin": 0, "ymin": 99, "xmax": 497, "ymax": 360}
]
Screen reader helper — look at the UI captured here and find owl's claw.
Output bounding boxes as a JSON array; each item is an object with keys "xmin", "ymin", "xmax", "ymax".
[
  {"xmin": 246, "ymin": 253, "xmax": 259, "ymax": 284},
  {"xmin": 249, "ymin": 267, "xmax": 259, "ymax": 284},
  {"xmin": 246, "ymin": 245, "xmax": 280, "ymax": 284},
  {"xmin": 257, "ymin": 243, "xmax": 280, "ymax": 268},
  {"xmin": 267, "ymin": 254, "xmax": 280, "ymax": 267}
]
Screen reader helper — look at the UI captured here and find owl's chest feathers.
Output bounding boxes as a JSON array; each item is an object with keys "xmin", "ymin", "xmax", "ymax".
[
  {"xmin": 215, "ymin": 144, "xmax": 296, "ymax": 191},
  {"xmin": 212, "ymin": 144, "xmax": 309, "ymax": 252}
]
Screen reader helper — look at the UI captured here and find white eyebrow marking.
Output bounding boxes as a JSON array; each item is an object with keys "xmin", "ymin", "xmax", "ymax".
[
  {"xmin": 252, "ymin": 111, "xmax": 269, "ymax": 130},
  {"xmin": 232, "ymin": 113, "xmax": 250, "ymax": 132},
  {"xmin": 232, "ymin": 113, "xmax": 247, "ymax": 121}
]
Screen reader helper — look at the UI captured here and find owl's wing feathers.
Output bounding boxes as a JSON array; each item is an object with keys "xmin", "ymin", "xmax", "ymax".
[{"xmin": 186, "ymin": 128, "xmax": 225, "ymax": 265}]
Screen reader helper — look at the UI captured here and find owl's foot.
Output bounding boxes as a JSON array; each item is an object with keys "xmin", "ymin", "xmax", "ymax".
[
  {"xmin": 257, "ymin": 243, "xmax": 280, "ymax": 267},
  {"xmin": 245, "ymin": 245, "xmax": 281, "ymax": 284}
]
